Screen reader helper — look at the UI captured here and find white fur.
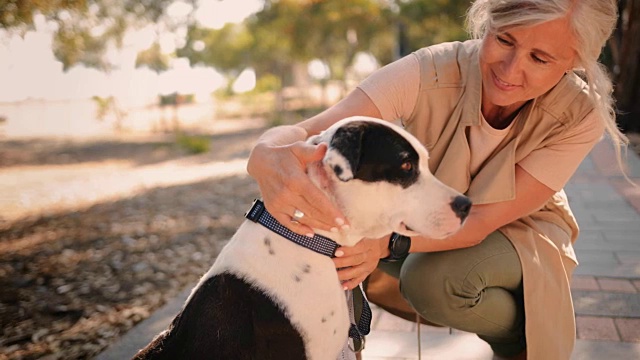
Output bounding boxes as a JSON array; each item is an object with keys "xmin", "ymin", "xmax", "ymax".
[
  {"xmin": 185, "ymin": 116, "xmax": 466, "ymax": 359},
  {"xmin": 195, "ymin": 222, "xmax": 350, "ymax": 360}
]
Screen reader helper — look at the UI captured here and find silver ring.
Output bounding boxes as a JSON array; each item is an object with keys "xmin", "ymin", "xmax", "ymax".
[{"xmin": 292, "ymin": 209, "xmax": 305, "ymax": 221}]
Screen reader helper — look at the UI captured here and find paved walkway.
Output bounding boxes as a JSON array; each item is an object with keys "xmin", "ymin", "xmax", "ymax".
[{"xmin": 97, "ymin": 138, "xmax": 640, "ymax": 360}]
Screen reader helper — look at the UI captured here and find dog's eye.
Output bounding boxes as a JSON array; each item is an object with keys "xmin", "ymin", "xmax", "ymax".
[{"xmin": 401, "ymin": 162, "xmax": 412, "ymax": 172}]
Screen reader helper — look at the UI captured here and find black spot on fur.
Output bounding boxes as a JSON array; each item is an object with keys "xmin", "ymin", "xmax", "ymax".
[
  {"xmin": 263, "ymin": 236, "xmax": 275, "ymax": 255},
  {"xmin": 330, "ymin": 121, "xmax": 420, "ymax": 188}
]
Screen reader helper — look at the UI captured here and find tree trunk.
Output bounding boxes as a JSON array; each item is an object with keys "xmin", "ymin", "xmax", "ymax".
[{"xmin": 614, "ymin": 0, "xmax": 640, "ymax": 132}]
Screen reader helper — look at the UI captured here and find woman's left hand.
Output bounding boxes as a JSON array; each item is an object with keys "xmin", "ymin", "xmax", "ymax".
[{"xmin": 333, "ymin": 235, "xmax": 389, "ymax": 290}]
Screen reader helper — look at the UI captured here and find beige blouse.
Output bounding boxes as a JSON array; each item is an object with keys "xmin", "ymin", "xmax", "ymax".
[
  {"xmin": 358, "ymin": 40, "xmax": 605, "ymax": 360},
  {"xmin": 359, "ymin": 52, "xmax": 602, "ymax": 192}
]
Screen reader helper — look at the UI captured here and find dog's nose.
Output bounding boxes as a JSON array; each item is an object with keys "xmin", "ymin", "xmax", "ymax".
[{"xmin": 450, "ymin": 195, "xmax": 472, "ymax": 221}]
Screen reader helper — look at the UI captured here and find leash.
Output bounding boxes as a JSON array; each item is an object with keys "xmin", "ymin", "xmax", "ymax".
[{"xmin": 245, "ymin": 199, "xmax": 372, "ymax": 350}]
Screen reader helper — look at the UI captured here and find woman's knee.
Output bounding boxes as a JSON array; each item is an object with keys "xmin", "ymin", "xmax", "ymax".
[
  {"xmin": 398, "ymin": 252, "xmax": 471, "ymax": 323},
  {"xmin": 398, "ymin": 233, "xmax": 522, "ymax": 324}
]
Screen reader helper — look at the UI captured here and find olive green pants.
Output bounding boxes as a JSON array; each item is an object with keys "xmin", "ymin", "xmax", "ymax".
[{"xmin": 377, "ymin": 231, "xmax": 526, "ymax": 357}]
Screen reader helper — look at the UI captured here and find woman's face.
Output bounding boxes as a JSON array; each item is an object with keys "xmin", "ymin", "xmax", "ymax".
[{"xmin": 479, "ymin": 17, "xmax": 578, "ymax": 111}]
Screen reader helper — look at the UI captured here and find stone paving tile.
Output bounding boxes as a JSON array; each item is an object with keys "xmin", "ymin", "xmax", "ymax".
[
  {"xmin": 611, "ymin": 181, "xmax": 640, "ymax": 212},
  {"xmin": 573, "ymin": 339, "xmax": 640, "ymax": 359},
  {"xmin": 575, "ymin": 241, "xmax": 640, "ymax": 253},
  {"xmin": 615, "ymin": 318, "xmax": 640, "ymax": 342},
  {"xmin": 576, "ymin": 316, "xmax": 620, "ymax": 341},
  {"xmin": 573, "ymin": 291, "xmax": 640, "ymax": 317},
  {"xmin": 373, "ymin": 308, "xmax": 417, "ymax": 332},
  {"xmin": 633, "ymin": 280, "xmax": 640, "ymax": 292},
  {"xmin": 575, "ymin": 250, "xmax": 619, "ymax": 265},
  {"xmin": 602, "ymin": 228, "xmax": 640, "ymax": 242},
  {"xmin": 571, "ymin": 275, "xmax": 599, "ymax": 291},
  {"xmin": 597, "ymin": 278, "xmax": 638, "ymax": 293},
  {"xmin": 616, "ymin": 251, "xmax": 640, "ymax": 265},
  {"xmin": 574, "ymin": 263, "xmax": 640, "ymax": 278}
]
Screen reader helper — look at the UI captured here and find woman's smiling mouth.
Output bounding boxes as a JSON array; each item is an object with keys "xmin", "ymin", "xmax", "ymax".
[{"xmin": 492, "ymin": 70, "xmax": 519, "ymax": 91}]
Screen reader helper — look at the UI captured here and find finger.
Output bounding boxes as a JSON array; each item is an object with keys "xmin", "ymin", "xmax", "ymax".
[
  {"xmin": 333, "ymin": 253, "xmax": 367, "ymax": 269},
  {"xmin": 265, "ymin": 198, "xmax": 339, "ymax": 237},
  {"xmin": 289, "ymin": 143, "xmax": 349, "ymax": 229},
  {"xmin": 336, "ymin": 266, "xmax": 369, "ymax": 290},
  {"xmin": 287, "ymin": 195, "xmax": 341, "ymax": 232},
  {"xmin": 292, "ymin": 141, "xmax": 327, "ymax": 164},
  {"xmin": 341, "ymin": 276, "xmax": 367, "ymax": 291},
  {"xmin": 336, "ymin": 266, "xmax": 362, "ymax": 283},
  {"xmin": 267, "ymin": 207, "xmax": 317, "ymax": 238}
]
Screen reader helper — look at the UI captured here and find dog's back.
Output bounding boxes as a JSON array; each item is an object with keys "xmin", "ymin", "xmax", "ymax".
[
  {"xmin": 134, "ymin": 221, "xmax": 349, "ymax": 360},
  {"xmin": 133, "ymin": 271, "xmax": 306, "ymax": 360}
]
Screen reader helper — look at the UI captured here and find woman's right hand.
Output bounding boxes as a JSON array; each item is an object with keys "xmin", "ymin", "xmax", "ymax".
[{"xmin": 247, "ymin": 134, "xmax": 348, "ymax": 237}]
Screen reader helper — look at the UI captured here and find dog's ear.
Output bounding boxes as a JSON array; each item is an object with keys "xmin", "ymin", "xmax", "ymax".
[
  {"xmin": 307, "ymin": 133, "xmax": 323, "ymax": 145},
  {"xmin": 324, "ymin": 124, "xmax": 364, "ymax": 182}
]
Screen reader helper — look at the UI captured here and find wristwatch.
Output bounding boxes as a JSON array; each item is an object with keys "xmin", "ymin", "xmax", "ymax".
[{"xmin": 380, "ymin": 233, "xmax": 411, "ymax": 263}]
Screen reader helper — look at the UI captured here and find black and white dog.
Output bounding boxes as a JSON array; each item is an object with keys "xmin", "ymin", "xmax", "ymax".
[{"xmin": 134, "ymin": 116, "xmax": 471, "ymax": 360}]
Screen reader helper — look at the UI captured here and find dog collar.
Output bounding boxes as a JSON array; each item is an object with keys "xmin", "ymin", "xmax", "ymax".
[
  {"xmin": 244, "ymin": 199, "xmax": 371, "ymax": 348},
  {"xmin": 245, "ymin": 199, "xmax": 340, "ymax": 257}
]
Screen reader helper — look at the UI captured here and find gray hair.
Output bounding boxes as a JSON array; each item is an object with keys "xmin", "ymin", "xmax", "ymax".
[{"xmin": 467, "ymin": 0, "xmax": 629, "ymax": 173}]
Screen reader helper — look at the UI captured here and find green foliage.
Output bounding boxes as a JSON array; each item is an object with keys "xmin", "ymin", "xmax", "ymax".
[
  {"xmin": 176, "ymin": 133, "xmax": 210, "ymax": 154},
  {"xmin": 158, "ymin": 93, "xmax": 194, "ymax": 106},
  {"xmin": 0, "ymin": 0, "xmax": 87, "ymax": 29},
  {"xmin": 136, "ymin": 42, "xmax": 170, "ymax": 73},
  {"xmin": 2, "ymin": 0, "xmax": 198, "ymax": 71},
  {"xmin": 91, "ymin": 95, "xmax": 113, "ymax": 120},
  {"xmin": 247, "ymin": 0, "xmax": 391, "ymax": 84},
  {"xmin": 91, "ymin": 95, "xmax": 126, "ymax": 130},
  {"xmin": 178, "ymin": 23, "xmax": 255, "ymax": 73},
  {"xmin": 177, "ymin": 0, "xmax": 469, "ymax": 88},
  {"xmin": 253, "ymin": 73, "xmax": 281, "ymax": 93},
  {"xmin": 395, "ymin": 0, "xmax": 469, "ymax": 54}
]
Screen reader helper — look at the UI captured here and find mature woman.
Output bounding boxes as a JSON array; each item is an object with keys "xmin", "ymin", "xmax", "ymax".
[{"xmin": 247, "ymin": 0, "xmax": 626, "ymax": 359}]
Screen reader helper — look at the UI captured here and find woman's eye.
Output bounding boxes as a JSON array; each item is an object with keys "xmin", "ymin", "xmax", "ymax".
[
  {"xmin": 401, "ymin": 162, "xmax": 413, "ymax": 172},
  {"xmin": 532, "ymin": 54, "xmax": 548, "ymax": 64},
  {"xmin": 496, "ymin": 35, "xmax": 512, "ymax": 46}
]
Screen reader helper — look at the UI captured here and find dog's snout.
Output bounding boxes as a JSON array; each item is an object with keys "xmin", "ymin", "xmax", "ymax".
[{"xmin": 450, "ymin": 195, "xmax": 472, "ymax": 222}]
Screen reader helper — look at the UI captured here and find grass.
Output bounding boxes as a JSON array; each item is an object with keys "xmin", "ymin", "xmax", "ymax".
[{"xmin": 176, "ymin": 133, "xmax": 211, "ymax": 154}]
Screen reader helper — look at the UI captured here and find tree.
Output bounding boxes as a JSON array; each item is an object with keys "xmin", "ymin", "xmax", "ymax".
[
  {"xmin": 178, "ymin": 23, "xmax": 255, "ymax": 79},
  {"xmin": 610, "ymin": 0, "xmax": 640, "ymax": 132},
  {"xmin": 136, "ymin": 42, "xmax": 170, "ymax": 73},
  {"xmin": 1, "ymin": 0, "xmax": 198, "ymax": 71},
  {"xmin": 392, "ymin": 0, "xmax": 468, "ymax": 59}
]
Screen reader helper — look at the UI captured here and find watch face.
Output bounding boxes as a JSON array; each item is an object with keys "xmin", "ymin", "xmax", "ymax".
[{"xmin": 391, "ymin": 235, "xmax": 411, "ymax": 257}]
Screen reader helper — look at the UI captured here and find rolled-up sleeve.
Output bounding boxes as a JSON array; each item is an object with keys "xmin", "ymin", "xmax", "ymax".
[
  {"xmin": 357, "ymin": 54, "xmax": 420, "ymax": 122},
  {"xmin": 518, "ymin": 111, "xmax": 605, "ymax": 191}
]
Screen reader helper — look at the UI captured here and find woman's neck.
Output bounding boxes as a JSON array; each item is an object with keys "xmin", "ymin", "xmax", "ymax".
[{"xmin": 481, "ymin": 100, "xmax": 526, "ymax": 130}]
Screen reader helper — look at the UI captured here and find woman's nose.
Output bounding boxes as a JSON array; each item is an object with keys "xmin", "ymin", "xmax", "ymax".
[{"xmin": 501, "ymin": 51, "xmax": 522, "ymax": 78}]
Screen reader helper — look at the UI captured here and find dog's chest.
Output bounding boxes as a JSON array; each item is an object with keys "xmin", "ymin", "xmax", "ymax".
[{"xmin": 203, "ymin": 221, "xmax": 351, "ymax": 359}]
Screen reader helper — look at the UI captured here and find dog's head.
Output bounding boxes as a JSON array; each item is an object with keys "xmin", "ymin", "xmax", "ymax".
[{"xmin": 307, "ymin": 116, "xmax": 471, "ymax": 246}]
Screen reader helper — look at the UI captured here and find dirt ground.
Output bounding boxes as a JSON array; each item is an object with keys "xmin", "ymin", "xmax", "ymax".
[
  {"xmin": 0, "ymin": 120, "xmax": 266, "ymax": 359},
  {"xmin": 1, "ymin": 119, "xmax": 640, "ymax": 360}
]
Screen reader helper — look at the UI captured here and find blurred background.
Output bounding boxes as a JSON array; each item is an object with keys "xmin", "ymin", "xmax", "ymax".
[
  {"xmin": 0, "ymin": 1, "xmax": 638, "ymax": 359},
  {"xmin": 0, "ymin": 0, "xmax": 638, "ymax": 136}
]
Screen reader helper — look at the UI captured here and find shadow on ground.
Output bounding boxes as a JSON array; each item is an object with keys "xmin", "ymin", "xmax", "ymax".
[
  {"xmin": 0, "ymin": 126, "xmax": 266, "ymax": 169},
  {"xmin": 0, "ymin": 172, "xmax": 260, "ymax": 359}
]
